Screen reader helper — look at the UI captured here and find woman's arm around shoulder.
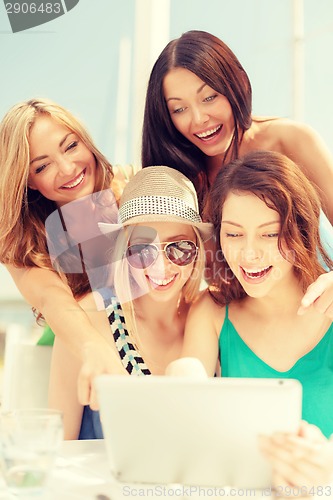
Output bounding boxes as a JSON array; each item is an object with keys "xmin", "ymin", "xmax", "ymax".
[
  {"xmin": 299, "ymin": 271, "xmax": 333, "ymax": 319},
  {"xmin": 180, "ymin": 290, "xmax": 225, "ymax": 377}
]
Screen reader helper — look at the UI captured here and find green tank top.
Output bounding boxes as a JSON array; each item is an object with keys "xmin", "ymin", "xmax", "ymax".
[{"xmin": 219, "ymin": 305, "xmax": 333, "ymax": 438}]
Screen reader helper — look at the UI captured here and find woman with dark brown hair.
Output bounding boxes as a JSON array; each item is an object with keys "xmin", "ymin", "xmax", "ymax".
[{"xmin": 168, "ymin": 150, "xmax": 333, "ymax": 488}]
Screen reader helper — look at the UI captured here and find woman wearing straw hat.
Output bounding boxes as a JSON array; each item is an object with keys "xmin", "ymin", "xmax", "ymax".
[{"xmin": 49, "ymin": 166, "xmax": 212, "ymax": 440}]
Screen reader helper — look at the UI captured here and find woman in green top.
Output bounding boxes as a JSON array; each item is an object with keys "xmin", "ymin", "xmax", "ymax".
[{"xmin": 169, "ymin": 150, "xmax": 333, "ymax": 488}]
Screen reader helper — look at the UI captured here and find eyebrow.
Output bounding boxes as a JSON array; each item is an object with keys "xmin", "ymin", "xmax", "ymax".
[
  {"xmin": 166, "ymin": 82, "xmax": 207, "ymax": 102},
  {"xmin": 29, "ymin": 133, "xmax": 74, "ymax": 165},
  {"xmin": 221, "ymin": 220, "xmax": 280, "ymax": 228}
]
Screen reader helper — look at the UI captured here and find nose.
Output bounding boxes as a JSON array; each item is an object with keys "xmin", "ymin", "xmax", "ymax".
[
  {"xmin": 150, "ymin": 250, "xmax": 170, "ymax": 274},
  {"xmin": 57, "ymin": 156, "xmax": 75, "ymax": 176},
  {"xmin": 191, "ymin": 105, "xmax": 209, "ymax": 126},
  {"xmin": 241, "ymin": 239, "xmax": 263, "ymax": 262}
]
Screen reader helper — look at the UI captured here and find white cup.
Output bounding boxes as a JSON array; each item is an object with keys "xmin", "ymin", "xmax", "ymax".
[{"xmin": 0, "ymin": 408, "xmax": 63, "ymax": 496}]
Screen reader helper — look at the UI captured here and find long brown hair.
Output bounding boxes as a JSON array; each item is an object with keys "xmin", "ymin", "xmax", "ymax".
[
  {"xmin": 204, "ymin": 150, "xmax": 333, "ymax": 304},
  {"xmin": 142, "ymin": 30, "xmax": 252, "ymax": 208},
  {"xmin": 0, "ymin": 98, "xmax": 114, "ymax": 298}
]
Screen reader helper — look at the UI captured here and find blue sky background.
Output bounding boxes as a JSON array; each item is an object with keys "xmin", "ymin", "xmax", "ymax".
[
  {"xmin": 1, "ymin": 0, "xmax": 332, "ymax": 164},
  {"xmin": 0, "ymin": 0, "xmax": 332, "ymax": 315}
]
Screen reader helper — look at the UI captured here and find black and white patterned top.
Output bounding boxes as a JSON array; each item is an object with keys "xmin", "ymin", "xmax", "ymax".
[
  {"xmin": 104, "ymin": 294, "xmax": 151, "ymax": 376},
  {"xmin": 78, "ymin": 292, "xmax": 151, "ymax": 440}
]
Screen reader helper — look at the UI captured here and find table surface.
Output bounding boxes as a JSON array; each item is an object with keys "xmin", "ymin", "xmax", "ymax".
[{"xmin": 0, "ymin": 439, "xmax": 274, "ymax": 500}]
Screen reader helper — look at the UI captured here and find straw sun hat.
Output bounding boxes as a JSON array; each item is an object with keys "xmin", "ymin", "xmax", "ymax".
[{"xmin": 98, "ymin": 166, "xmax": 213, "ymax": 241}]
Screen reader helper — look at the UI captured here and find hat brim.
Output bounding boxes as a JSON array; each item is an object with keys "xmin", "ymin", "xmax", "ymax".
[{"xmin": 98, "ymin": 216, "xmax": 213, "ymax": 242}]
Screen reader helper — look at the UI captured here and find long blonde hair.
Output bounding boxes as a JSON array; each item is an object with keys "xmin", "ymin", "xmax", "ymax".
[
  {"xmin": 0, "ymin": 98, "xmax": 114, "ymax": 297},
  {"xmin": 112, "ymin": 225, "xmax": 205, "ymax": 347}
]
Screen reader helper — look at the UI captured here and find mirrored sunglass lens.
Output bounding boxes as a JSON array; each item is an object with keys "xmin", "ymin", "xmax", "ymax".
[
  {"xmin": 126, "ymin": 244, "xmax": 158, "ymax": 268},
  {"xmin": 166, "ymin": 241, "xmax": 197, "ymax": 265}
]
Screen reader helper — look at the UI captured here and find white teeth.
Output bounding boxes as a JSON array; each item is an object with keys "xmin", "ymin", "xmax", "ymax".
[
  {"xmin": 196, "ymin": 125, "xmax": 221, "ymax": 139},
  {"xmin": 242, "ymin": 266, "xmax": 271, "ymax": 278},
  {"xmin": 149, "ymin": 276, "xmax": 175, "ymax": 286},
  {"xmin": 62, "ymin": 170, "xmax": 85, "ymax": 189},
  {"xmin": 242, "ymin": 266, "xmax": 270, "ymax": 274}
]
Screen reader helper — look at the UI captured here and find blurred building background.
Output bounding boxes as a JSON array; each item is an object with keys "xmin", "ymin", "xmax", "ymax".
[{"xmin": 0, "ymin": 0, "xmax": 332, "ymax": 327}]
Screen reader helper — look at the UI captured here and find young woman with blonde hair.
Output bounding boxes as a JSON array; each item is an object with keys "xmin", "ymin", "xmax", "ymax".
[
  {"xmin": 49, "ymin": 166, "xmax": 212, "ymax": 439},
  {"xmin": 0, "ymin": 98, "xmax": 132, "ymax": 407}
]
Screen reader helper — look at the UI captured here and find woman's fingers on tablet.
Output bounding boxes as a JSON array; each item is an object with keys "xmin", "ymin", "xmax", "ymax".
[{"xmin": 258, "ymin": 426, "xmax": 333, "ymax": 489}]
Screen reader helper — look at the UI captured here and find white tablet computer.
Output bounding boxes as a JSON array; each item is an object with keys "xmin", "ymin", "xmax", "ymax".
[{"xmin": 95, "ymin": 375, "xmax": 302, "ymax": 489}]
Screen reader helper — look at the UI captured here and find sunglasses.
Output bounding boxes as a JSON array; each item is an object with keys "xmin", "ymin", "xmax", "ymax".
[{"xmin": 125, "ymin": 240, "xmax": 198, "ymax": 269}]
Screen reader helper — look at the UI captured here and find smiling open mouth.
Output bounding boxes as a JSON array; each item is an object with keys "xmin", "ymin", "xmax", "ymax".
[
  {"xmin": 241, "ymin": 266, "xmax": 272, "ymax": 280},
  {"xmin": 195, "ymin": 125, "xmax": 222, "ymax": 141},
  {"xmin": 61, "ymin": 168, "xmax": 86, "ymax": 189},
  {"xmin": 148, "ymin": 275, "xmax": 176, "ymax": 287}
]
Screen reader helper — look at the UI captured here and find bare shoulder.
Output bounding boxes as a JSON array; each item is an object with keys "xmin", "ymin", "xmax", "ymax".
[
  {"xmin": 189, "ymin": 290, "xmax": 226, "ymax": 326},
  {"xmin": 254, "ymin": 117, "xmax": 307, "ymax": 139},
  {"xmin": 191, "ymin": 289, "xmax": 219, "ymax": 309},
  {"xmin": 251, "ymin": 117, "xmax": 327, "ymax": 158},
  {"xmin": 272, "ymin": 119, "xmax": 333, "ymax": 171},
  {"xmin": 272, "ymin": 117, "xmax": 316, "ymax": 135},
  {"xmin": 266, "ymin": 118, "xmax": 321, "ymax": 148}
]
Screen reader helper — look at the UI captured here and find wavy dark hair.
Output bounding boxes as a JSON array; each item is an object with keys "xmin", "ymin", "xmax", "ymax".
[
  {"xmin": 142, "ymin": 30, "xmax": 252, "ymax": 208},
  {"xmin": 204, "ymin": 150, "xmax": 333, "ymax": 304}
]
